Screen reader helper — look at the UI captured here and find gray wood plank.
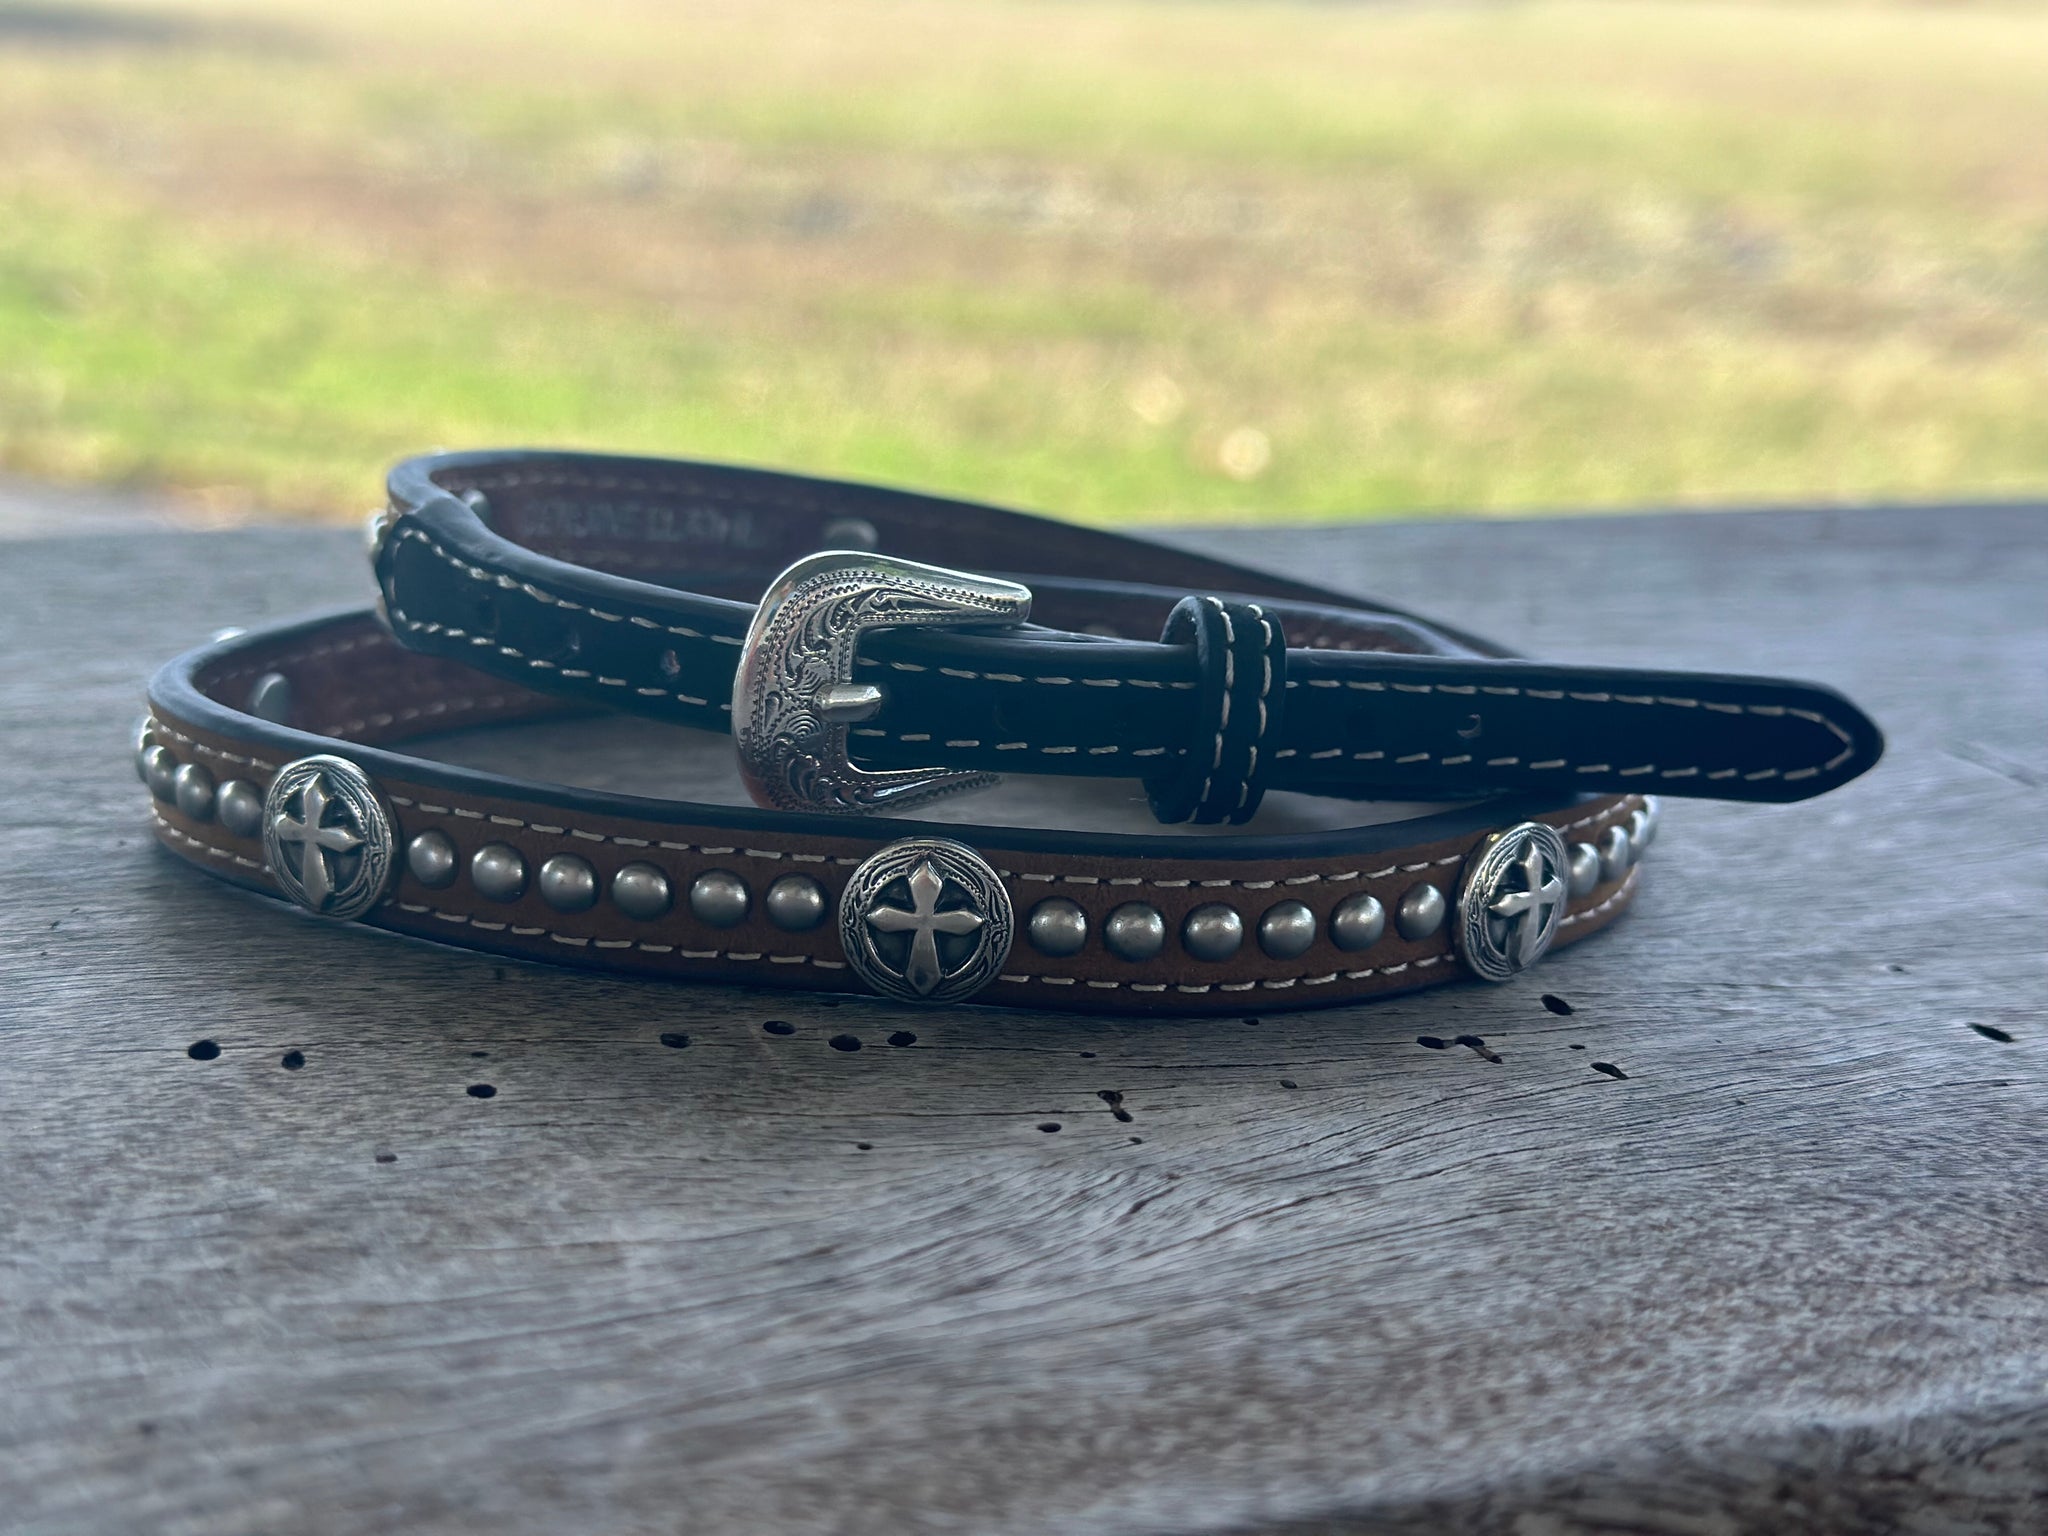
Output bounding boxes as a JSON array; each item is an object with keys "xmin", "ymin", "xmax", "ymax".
[{"xmin": 0, "ymin": 502, "xmax": 2043, "ymax": 1536}]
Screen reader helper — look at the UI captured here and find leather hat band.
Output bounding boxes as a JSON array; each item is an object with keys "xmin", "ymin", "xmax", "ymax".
[
  {"xmin": 140, "ymin": 611, "xmax": 1652, "ymax": 1014},
  {"xmin": 371, "ymin": 449, "xmax": 1882, "ymax": 820}
]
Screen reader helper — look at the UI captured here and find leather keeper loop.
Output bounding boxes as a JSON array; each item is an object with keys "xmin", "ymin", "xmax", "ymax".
[{"xmin": 1145, "ymin": 596, "xmax": 1288, "ymax": 826}]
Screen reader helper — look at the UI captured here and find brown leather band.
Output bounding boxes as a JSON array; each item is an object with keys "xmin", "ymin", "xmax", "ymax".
[{"xmin": 141, "ymin": 611, "xmax": 1646, "ymax": 1014}]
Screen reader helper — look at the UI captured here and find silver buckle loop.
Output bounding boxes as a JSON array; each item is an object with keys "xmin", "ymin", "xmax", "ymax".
[{"xmin": 732, "ymin": 552, "xmax": 1033, "ymax": 813}]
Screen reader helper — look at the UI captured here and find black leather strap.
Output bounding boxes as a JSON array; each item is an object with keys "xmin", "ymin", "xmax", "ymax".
[{"xmin": 373, "ymin": 450, "xmax": 1883, "ymax": 812}]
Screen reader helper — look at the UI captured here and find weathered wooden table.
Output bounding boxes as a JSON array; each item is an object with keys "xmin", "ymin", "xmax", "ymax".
[{"xmin": 2, "ymin": 502, "xmax": 2043, "ymax": 1535}]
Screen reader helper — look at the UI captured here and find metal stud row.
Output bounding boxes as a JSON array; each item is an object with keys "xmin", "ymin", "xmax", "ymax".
[
  {"xmin": 1023, "ymin": 883, "xmax": 1435, "ymax": 964},
  {"xmin": 401, "ymin": 830, "xmax": 829, "ymax": 932},
  {"xmin": 1566, "ymin": 797, "xmax": 1660, "ymax": 898},
  {"xmin": 138, "ymin": 730, "xmax": 266, "ymax": 839},
  {"xmin": 1023, "ymin": 799, "xmax": 1660, "ymax": 964}
]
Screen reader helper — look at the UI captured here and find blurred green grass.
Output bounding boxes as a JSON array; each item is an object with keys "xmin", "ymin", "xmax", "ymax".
[{"xmin": 2, "ymin": 0, "xmax": 2046, "ymax": 523}]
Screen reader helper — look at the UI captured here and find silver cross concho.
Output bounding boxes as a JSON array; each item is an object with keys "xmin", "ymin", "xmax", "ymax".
[
  {"xmin": 1453, "ymin": 821, "xmax": 1571, "ymax": 983},
  {"xmin": 838, "ymin": 837, "xmax": 1014, "ymax": 1005},
  {"xmin": 260, "ymin": 754, "xmax": 397, "ymax": 921},
  {"xmin": 866, "ymin": 859, "xmax": 986, "ymax": 996}
]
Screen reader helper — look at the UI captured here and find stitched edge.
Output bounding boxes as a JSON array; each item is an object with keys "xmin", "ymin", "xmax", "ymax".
[
  {"xmin": 1284, "ymin": 678, "xmax": 1859, "ymax": 782},
  {"xmin": 152, "ymin": 810, "xmax": 267, "ymax": 872},
  {"xmin": 997, "ymin": 952, "xmax": 1461, "ymax": 993},
  {"xmin": 315, "ymin": 692, "xmax": 542, "ymax": 739},
  {"xmin": 205, "ymin": 633, "xmax": 383, "ymax": 694},
  {"xmin": 1559, "ymin": 865, "xmax": 1641, "ymax": 929},
  {"xmin": 382, "ymin": 524, "xmax": 740, "ymax": 715},
  {"xmin": 148, "ymin": 718, "xmax": 279, "ymax": 773},
  {"xmin": 387, "ymin": 899, "xmax": 848, "ymax": 968},
  {"xmin": 865, "ymin": 657, "xmax": 1195, "ymax": 690}
]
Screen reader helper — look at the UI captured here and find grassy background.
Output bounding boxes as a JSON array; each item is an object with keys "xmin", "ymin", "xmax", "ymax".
[{"xmin": 2, "ymin": 0, "xmax": 2046, "ymax": 523}]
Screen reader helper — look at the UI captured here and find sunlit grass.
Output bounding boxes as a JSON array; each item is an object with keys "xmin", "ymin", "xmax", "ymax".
[{"xmin": 1, "ymin": 0, "xmax": 2045, "ymax": 522}]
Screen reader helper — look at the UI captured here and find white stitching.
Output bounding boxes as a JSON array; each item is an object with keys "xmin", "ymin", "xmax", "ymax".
[
  {"xmin": 203, "ymin": 634, "xmax": 380, "ymax": 693},
  {"xmin": 316, "ymin": 691, "xmax": 530, "ymax": 739},
  {"xmin": 146, "ymin": 718, "xmax": 279, "ymax": 773},
  {"xmin": 384, "ymin": 525, "xmax": 738, "ymax": 711},
  {"xmin": 1559, "ymin": 866, "xmax": 1640, "ymax": 927},
  {"xmin": 392, "ymin": 900, "xmax": 848, "ymax": 966},
  {"xmin": 996, "ymin": 952, "xmax": 1464, "ymax": 992},
  {"xmin": 151, "ymin": 810, "xmax": 267, "ymax": 871},
  {"xmin": 1287, "ymin": 680, "xmax": 1860, "ymax": 780}
]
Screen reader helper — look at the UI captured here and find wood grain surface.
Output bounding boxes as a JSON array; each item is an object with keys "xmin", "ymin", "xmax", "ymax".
[{"xmin": 0, "ymin": 503, "xmax": 2043, "ymax": 1536}]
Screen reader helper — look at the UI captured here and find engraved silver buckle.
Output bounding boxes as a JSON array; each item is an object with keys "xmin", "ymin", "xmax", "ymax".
[{"xmin": 732, "ymin": 552, "xmax": 1033, "ymax": 813}]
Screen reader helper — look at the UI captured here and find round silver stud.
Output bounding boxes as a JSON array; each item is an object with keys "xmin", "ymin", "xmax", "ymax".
[
  {"xmin": 839, "ymin": 837, "xmax": 1013, "ymax": 1004},
  {"xmin": 471, "ymin": 842, "xmax": 528, "ymax": 903},
  {"xmin": 764, "ymin": 873, "xmax": 828, "ymax": 932},
  {"xmin": 406, "ymin": 829, "xmax": 459, "ymax": 889},
  {"xmin": 248, "ymin": 671, "xmax": 294, "ymax": 725},
  {"xmin": 260, "ymin": 754, "xmax": 397, "ymax": 921},
  {"xmin": 217, "ymin": 779, "xmax": 264, "ymax": 839},
  {"xmin": 1396, "ymin": 882, "xmax": 1446, "ymax": 942},
  {"xmin": 1257, "ymin": 900, "xmax": 1318, "ymax": 959},
  {"xmin": 142, "ymin": 744, "xmax": 178, "ymax": 802},
  {"xmin": 1597, "ymin": 824, "xmax": 1633, "ymax": 883},
  {"xmin": 1638, "ymin": 795, "xmax": 1662, "ymax": 849},
  {"xmin": 539, "ymin": 854, "xmax": 599, "ymax": 914},
  {"xmin": 611, "ymin": 862, "xmax": 673, "ymax": 921},
  {"xmin": 1567, "ymin": 842, "xmax": 1601, "ymax": 899},
  {"xmin": 689, "ymin": 870, "xmax": 751, "ymax": 929},
  {"xmin": 1455, "ymin": 821, "xmax": 1571, "ymax": 984},
  {"xmin": 1103, "ymin": 902, "xmax": 1167, "ymax": 962},
  {"xmin": 821, "ymin": 516, "xmax": 879, "ymax": 552},
  {"xmin": 1027, "ymin": 897, "xmax": 1089, "ymax": 957},
  {"xmin": 1329, "ymin": 892, "xmax": 1386, "ymax": 952},
  {"xmin": 1182, "ymin": 903, "xmax": 1244, "ymax": 963},
  {"xmin": 134, "ymin": 720, "xmax": 157, "ymax": 784},
  {"xmin": 1628, "ymin": 808, "xmax": 1651, "ymax": 851},
  {"xmin": 172, "ymin": 762, "xmax": 215, "ymax": 821}
]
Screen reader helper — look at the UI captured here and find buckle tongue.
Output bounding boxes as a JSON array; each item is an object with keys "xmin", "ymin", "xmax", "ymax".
[{"xmin": 732, "ymin": 552, "xmax": 1033, "ymax": 813}]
